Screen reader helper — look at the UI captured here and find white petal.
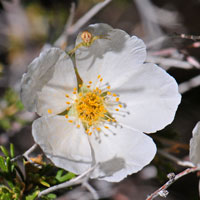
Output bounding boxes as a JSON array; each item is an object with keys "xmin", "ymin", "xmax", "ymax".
[
  {"xmin": 111, "ymin": 63, "xmax": 181, "ymax": 133},
  {"xmin": 75, "ymin": 23, "xmax": 146, "ymax": 89},
  {"xmin": 89, "ymin": 125, "xmax": 156, "ymax": 182},
  {"xmin": 190, "ymin": 121, "xmax": 200, "ymax": 166},
  {"xmin": 21, "ymin": 48, "xmax": 77, "ymax": 116},
  {"xmin": 32, "ymin": 115, "xmax": 92, "ymax": 174}
]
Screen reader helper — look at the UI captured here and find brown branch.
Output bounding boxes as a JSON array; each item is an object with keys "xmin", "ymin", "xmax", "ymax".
[{"xmin": 146, "ymin": 167, "xmax": 200, "ymax": 200}]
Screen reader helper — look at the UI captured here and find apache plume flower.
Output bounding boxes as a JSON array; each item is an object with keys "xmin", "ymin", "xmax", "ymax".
[{"xmin": 21, "ymin": 24, "xmax": 181, "ymax": 182}]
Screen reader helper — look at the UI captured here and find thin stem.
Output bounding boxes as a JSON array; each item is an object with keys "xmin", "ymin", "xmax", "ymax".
[
  {"xmin": 146, "ymin": 167, "xmax": 200, "ymax": 200},
  {"xmin": 38, "ymin": 164, "xmax": 99, "ymax": 198}
]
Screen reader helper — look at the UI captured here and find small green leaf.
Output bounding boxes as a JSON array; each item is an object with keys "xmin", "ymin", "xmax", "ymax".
[
  {"xmin": 25, "ymin": 190, "xmax": 40, "ymax": 200},
  {"xmin": 10, "ymin": 144, "xmax": 15, "ymax": 158},
  {"xmin": 0, "ymin": 156, "xmax": 7, "ymax": 172},
  {"xmin": 40, "ymin": 179, "xmax": 50, "ymax": 187},
  {"xmin": 46, "ymin": 193, "xmax": 56, "ymax": 199},
  {"xmin": 56, "ymin": 171, "xmax": 75, "ymax": 182},
  {"xmin": 0, "ymin": 146, "xmax": 10, "ymax": 157}
]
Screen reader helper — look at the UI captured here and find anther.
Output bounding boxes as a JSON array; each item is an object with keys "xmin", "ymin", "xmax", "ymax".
[
  {"xmin": 87, "ymin": 85, "xmax": 90, "ymax": 88},
  {"xmin": 119, "ymin": 104, "xmax": 123, "ymax": 108},
  {"xmin": 107, "ymin": 86, "xmax": 111, "ymax": 89},
  {"xmin": 68, "ymin": 120, "xmax": 73, "ymax": 123},
  {"xmin": 100, "ymin": 78, "xmax": 103, "ymax": 82},
  {"xmin": 65, "ymin": 115, "xmax": 68, "ymax": 118},
  {"xmin": 107, "ymin": 91, "xmax": 111, "ymax": 95},
  {"xmin": 79, "ymin": 84, "xmax": 82, "ymax": 88},
  {"xmin": 104, "ymin": 126, "xmax": 109, "ymax": 129},
  {"xmin": 113, "ymin": 93, "xmax": 117, "ymax": 97},
  {"xmin": 115, "ymin": 108, "xmax": 119, "ymax": 111},
  {"xmin": 66, "ymin": 102, "xmax": 71, "ymax": 105},
  {"xmin": 81, "ymin": 31, "xmax": 92, "ymax": 43},
  {"xmin": 48, "ymin": 109, "xmax": 52, "ymax": 114},
  {"xmin": 76, "ymin": 124, "xmax": 80, "ymax": 128},
  {"xmin": 116, "ymin": 97, "xmax": 120, "ymax": 102},
  {"xmin": 97, "ymin": 75, "xmax": 101, "ymax": 79},
  {"xmin": 89, "ymin": 81, "xmax": 92, "ymax": 84},
  {"xmin": 65, "ymin": 94, "xmax": 69, "ymax": 98}
]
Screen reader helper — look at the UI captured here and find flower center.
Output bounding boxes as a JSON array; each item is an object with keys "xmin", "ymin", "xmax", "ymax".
[{"xmin": 76, "ymin": 91, "xmax": 107, "ymax": 127}]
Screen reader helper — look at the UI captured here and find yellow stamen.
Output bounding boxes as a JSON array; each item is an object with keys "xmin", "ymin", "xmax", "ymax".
[
  {"xmin": 48, "ymin": 109, "xmax": 52, "ymax": 114},
  {"xmin": 107, "ymin": 86, "xmax": 111, "ymax": 89},
  {"xmin": 116, "ymin": 97, "xmax": 120, "ymax": 102},
  {"xmin": 65, "ymin": 115, "xmax": 68, "ymax": 118},
  {"xmin": 97, "ymin": 75, "xmax": 101, "ymax": 79},
  {"xmin": 76, "ymin": 124, "xmax": 80, "ymax": 128},
  {"xmin": 73, "ymin": 87, "xmax": 77, "ymax": 91},
  {"xmin": 104, "ymin": 126, "xmax": 109, "ymax": 129},
  {"xmin": 66, "ymin": 102, "xmax": 71, "ymax": 105},
  {"xmin": 107, "ymin": 91, "xmax": 111, "ymax": 95},
  {"xmin": 96, "ymin": 127, "xmax": 101, "ymax": 131},
  {"xmin": 65, "ymin": 94, "xmax": 69, "ymax": 98},
  {"xmin": 79, "ymin": 84, "xmax": 82, "ymax": 88},
  {"xmin": 87, "ymin": 85, "xmax": 90, "ymax": 88},
  {"xmin": 100, "ymin": 78, "xmax": 103, "ymax": 82},
  {"xmin": 119, "ymin": 104, "xmax": 123, "ymax": 108},
  {"xmin": 68, "ymin": 120, "xmax": 73, "ymax": 123},
  {"xmin": 115, "ymin": 108, "xmax": 119, "ymax": 111},
  {"xmin": 73, "ymin": 91, "xmax": 76, "ymax": 94},
  {"xmin": 89, "ymin": 81, "xmax": 92, "ymax": 84},
  {"xmin": 113, "ymin": 93, "xmax": 117, "ymax": 97}
]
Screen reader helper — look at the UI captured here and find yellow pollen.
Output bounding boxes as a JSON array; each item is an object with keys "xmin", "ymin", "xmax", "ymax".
[
  {"xmin": 76, "ymin": 91, "xmax": 107, "ymax": 127},
  {"xmin": 113, "ymin": 93, "xmax": 117, "ymax": 97},
  {"xmin": 107, "ymin": 91, "xmax": 111, "ymax": 95},
  {"xmin": 65, "ymin": 114, "xmax": 68, "ymax": 118},
  {"xmin": 68, "ymin": 120, "xmax": 73, "ymax": 123},
  {"xmin": 73, "ymin": 91, "xmax": 76, "ymax": 94},
  {"xmin": 97, "ymin": 75, "xmax": 101, "ymax": 79},
  {"xmin": 79, "ymin": 84, "xmax": 82, "ymax": 88},
  {"xmin": 75, "ymin": 99, "xmax": 78, "ymax": 103},
  {"xmin": 79, "ymin": 93, "xmax": 82, "ymax": 97},
  {"xmin": 73, "ymin": 87, "xmax": 77, "ymax": 91},
  {"xmin": 96, "ymin": 127, "xmax": 101, "ymax": 131},
  {"xmin": 100, "ymin": 78, "xmax": 103, "ymax": 82},
  {"xmin": 98, "ymin": 89, "xmax": 102, "ymax": 94},
  {"xmin": 89, "ymin": 81, "xmax": 92, "ymax": 84},
  {"xmin": 88, "ymin": 132, "xmax": 92, "ymax": 136},
  {"xmin": 107, "ymin": 86, "xmax": 111, "ymax": 89},
  {"xmin": 48, "ymin": 109, "xmax": 52, "ymax": 114},
  {"xmin": 119, "ymin": 104, "xmax": 123, "ymax": 108},
  {"xmin": 76, "ymin": 124, "xmax": 80, "ymax": 128},
  {"xmin": 115, "ymin": 108, "xmax": 119, "ymax": 111},
  {"xmin": 87, "ymin": 85, "xmax": 90, "ymax": 88},
  {"xmin": 86, "ymin": 129, "xmax": 90, "ymax": 133},
  {"xmin": 104, "ymin": 126, "xmax": 109, "ymax": 129},
  {"xmin": 116, "ymin": 97, "xmax": 120, "ymax": 102},
  {"xmin": 65, "ymin": 94, "xmax": 69, "ymax": 98},
  {"xmin": 112, "ymin": 119, "xmax": 116, "ymax": 122},
  {"xmin": 66, "ymin": 102, "xmax": 71, "ymax": 105},
  {"xmin": 107, "ymin": 118, "xmax": 111, "ymax": 122}
]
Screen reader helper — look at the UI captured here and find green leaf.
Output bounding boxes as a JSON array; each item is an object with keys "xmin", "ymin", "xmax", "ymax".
[
  {"xmin": 40, "ymin": 179, "xmax": 50, "ymax": 188},
  {"xmin": 9, "ymin": 144, "xmax": 15, "ymax": 158},
  {"xmin": 25, "ymin": 190, "xmax": 40, "ymax": 200},
  {"xmin": 46, "ymin": 193, "xmax": 56, "ymax": 199},
  {"xmin": 56, "ymin": 170, "xmax": 75, "ymax": 183},
  {"xmin": 0, "ymin": 146, "xmax": 10, "ymax": 157},
  {"xmin": 0, "ymin": 156, "xmax": 7, "ymax": 172}
]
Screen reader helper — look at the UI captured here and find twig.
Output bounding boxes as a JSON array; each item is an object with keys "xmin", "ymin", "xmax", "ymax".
[
  {"xmin": 179, "ymin": 74, "xmax": 200, "ymax": 94},
  {"xmin": 67, "ymin": 0, "xmax": 112, "ymax": 35},
  {"xmin": 158, "ymin": 150, "xmax": 195, "ymax": 168},
  {"xmin": 146, "ymin": 55, "xmax": 193, "ymax": 70},
  {"xmin": 11, "ymin": 143, "xmax": 38, "ymax": 162},
  {"xmin": 38, "ymin": 163, "xmax": 99, "ymax": 198},
  {"xmin": 82, "ymin": 182, "xmax": 99, "ymax": 200},
  {"xmin": 54, "ymin": 2, "xmax": 76, "ymax": 48},
  {"xmin": 146, "ymin": 167, "xmax": 200, "ymax": 200}
]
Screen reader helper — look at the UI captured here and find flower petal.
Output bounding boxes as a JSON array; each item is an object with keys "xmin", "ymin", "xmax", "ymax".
[
  {"xmin": 112, "ymin": 63, "xmax": 181, "ymax": 133},
  {"xmin": 21, "ymin": 48, "xmax": 77, "ymax": 116},
  {"xmin": 75, "ymin": 23, "xmax": 146, "ymax": 89},
  {"xmin": 89, "ymin": 125, "xmax": 156, "ymax": 182},
  {"xmin": 190, "ymin": 121, "xmax": 200, "ymax": 166},
  {"xmin": 32, "ymin": 115, "xmax": 92, "ymax": 174}
]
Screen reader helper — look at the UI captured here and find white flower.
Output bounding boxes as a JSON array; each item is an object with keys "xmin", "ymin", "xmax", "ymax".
[
  {"xmin": 20, "ymin": 23, "xmax": 181, "ymax": 182},
  {"xmin": 190, "ymin": 121, "xmax": 200, "ymax": 166}
]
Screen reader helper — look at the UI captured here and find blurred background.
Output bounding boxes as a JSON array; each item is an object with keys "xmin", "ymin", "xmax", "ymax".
[{"xmin": 0, "ymin": 0, "xmax": 200, "ymax": 199}]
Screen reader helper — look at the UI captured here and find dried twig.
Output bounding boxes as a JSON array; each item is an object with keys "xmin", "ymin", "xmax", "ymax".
[
  {"xmin": 38, "ymin": 164, "xmax": 99, "ymax": 199},
  {"xmin": 158, "ymin": 150, "xmax": 195, "ymax": 168},
  {"xmin": 146, "ymin": 167, "xmax": 200, "ymax": 200},
  {"xmin": 146, "ymin": 55, "xmax": 194, "ymax": 70},
  {"xmin": 179, "ymin": 74, "xmax": 200, "ymax": 94},
  {"xmin": 54, "ymin": 2, "xmax": 76, "ymax": 48},
  {"xmin": 11, "ymin": 143, "xmax": 38, "ymax": 162},
  {"xmin": 67, "ymin": 0, "xmax": 112, "ymax": 36}
]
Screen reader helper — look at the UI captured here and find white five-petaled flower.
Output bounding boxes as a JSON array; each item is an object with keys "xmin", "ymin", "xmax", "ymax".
[{"xmin": 20, "ymin": 24, "xmax": 181, "ymax": 182}]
